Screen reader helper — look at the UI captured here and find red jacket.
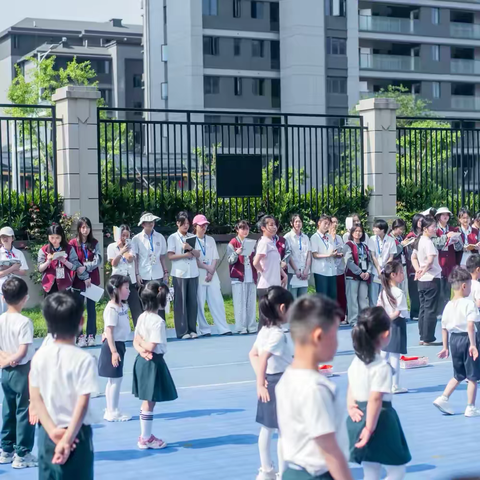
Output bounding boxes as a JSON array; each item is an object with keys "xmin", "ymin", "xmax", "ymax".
[
  {"xmin": 437, "ymin": 226, "xmax": 459, "ymax": 278},
  {"xmin": 345, "ymin": 241, "xmax": 371, "ymax": 282},
  {"xmin": 69, "ymin": 238, "xmax": 100, "ymax": 289},
  {"xmin": 275, "ymin": 235, "xmax": 288, "ymax": 272},
  {"xmin": 456, "ymin": 227, "xmax": 480, "ymax": 265},
  {"xmin": 229, "ymin": 237, "xmax": 258, "ymax": 284},
  {"xmin": 40, "ymin": 244, "xmax": 75, "ymax": 293}
]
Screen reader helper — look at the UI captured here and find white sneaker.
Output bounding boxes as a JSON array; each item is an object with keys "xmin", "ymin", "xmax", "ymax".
[
  {"xmin": 86, "ymin": 335, "xmax": 96, "ymax": 347},
  {"xmin": 190, "ymin": 332, "xmax": 198, "ymax": 339},
  {"xmin": 0, "ymin": 451, "xmax": 14, "ymax": 464},
  {"xmin": 104, "ymin": 410, "xmax": 131, "ymax": 422},
  {"xmin": 238, "ymin": 329, "xmax": 248, "ymax": 335},
  {"xmin": 137, "ymin": 435, "xmax": 167, "ymax": 450},
  {"xmin": 433, "ymin": 396, "xmax": 454, "ymax": 415},
  {"xmin": 182, "ymin": 334, "xmax": 191, "ymax": 340},
  {"xmin": 465, "ymin": 405, "xmax": 480, "ymax": 417},
  {"xmin": 256, "ymin": 466, "xmax": 277, "ymax": 480},
  {"xmin": 392, "ymin": 385, "xmax": 408, "ymax": 395},
  {"xmin": 12, "ymin": 453, "xmax": 37, "ymax": 469},
  {"xmin": 77, "ymin": 335, "xmax": 87, "ymax": 348}
]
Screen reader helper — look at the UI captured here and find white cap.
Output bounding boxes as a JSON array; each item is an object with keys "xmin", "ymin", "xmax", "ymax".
[
  {"xmin": 0, "ymin": 227, "xmax": 14, "ymax": 237},
  {"xmin": 421, "ymin": 208, "xmax": 433, "ymax": 216},
  {"xmin": 435, "ymin": 207, "xmax": 452, "ymax": 217},
  {"xmin": 138, "ymin": 213, "xmax": 160, "ymax": 226}
]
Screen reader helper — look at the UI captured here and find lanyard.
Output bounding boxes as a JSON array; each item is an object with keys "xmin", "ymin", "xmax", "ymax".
[
  {"xmin": 439, "ymin": 225, "xmax": 448, "ymax": 235},
  {"xmin": 236, "ymin": 236, "xmax": 244, "ymax": 248},
  {"xmin": 357, "ymin": 243, "xmax": 365, "ymax": 259},
  {"xmin": 81, "ymin": 243, "xmax": 89, "ymax": 260},
  {"xmin": 147, "ymin": 233, "xmax": 154, "ymax": 252},
  {"xmin": 297, "ymin": 233, "xmax": 303, "ymax": 251},
  {"xmin": 118, "ymin": 245, "xmax": 127, "ymax": 263},
  {"xmin": 197, "ymin": 237, "xmax": 207, "ymax": 256},
  {"xmin": 318, "ymin": 232, "xmax": 330, "ymax": 250},
  {"xmin": 376, "ymin": 236, "xmax": 386, "ymax": 256},
  {"xmin": 462, "ymin": 227, "xmax": 471, "ymax": 243},
  {"xmin": 177, "ymin": 232, "xmax": 186, "ymax": 244},
  {"xmin": 3, "ymin": 247, "xmax": 14, "ymax": 259}
]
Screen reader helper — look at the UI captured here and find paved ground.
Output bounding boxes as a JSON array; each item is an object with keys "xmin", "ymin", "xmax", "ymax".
[{"xmin": 0, "ymin": 321, "xmax": 478, "ymax": 479}]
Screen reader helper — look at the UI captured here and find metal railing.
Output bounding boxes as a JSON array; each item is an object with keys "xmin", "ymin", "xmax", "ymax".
[
  {"xmin": 97, "ymin": 108, "xmax": 365, "ymax": 227},
  {"xmin": 359, "ymin": 15, "xmax": 420, "ymax": 34},
  {"xmin": 360, "ymin": 53, "xmax": 420, "ymax": 72},
  {"xmin": 451, "ymin": 95, "xmax": 480, "ymax": 111},
  {"xmin": 451, "ymin": 58, "xmax": 480, "ymax": 75},
  {"xmin": 0, "ymin": 104, "xmax": 58, "ymax": 229},
  {"xmin": 451, "ymin": 22, "xmax": 480, "ymax": 40}
]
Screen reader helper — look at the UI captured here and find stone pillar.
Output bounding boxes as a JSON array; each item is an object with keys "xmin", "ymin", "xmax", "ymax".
[
  {"xmin": 52, "ymin": 86, "xmax": 104, "ymax": 282},
  {"xmin": 356, "ymin": 97, "xmax": 399, "ymax": 225}
]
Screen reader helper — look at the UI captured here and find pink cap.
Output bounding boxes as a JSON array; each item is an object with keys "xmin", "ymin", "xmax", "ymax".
[{"xmin": 193, "ymin": 214, "xmax": 210, "ymax": 226}]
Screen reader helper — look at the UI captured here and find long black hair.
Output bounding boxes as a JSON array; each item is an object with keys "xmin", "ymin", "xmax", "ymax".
[
  {"xmin": 258, "ymin": 214, "xmax": 276, "ymax": 232},
  {"xmin": 259, "ymin": 286, "xmax": 294, "ymax": 328},
  {"xmin": 352, "ymin": 307, "xmax": 391, "ymax": 364},
  {"xmin": 379, "ymin": 260, "xmax": 403, "ymax": 309},
  {"xmin": 46, "ymin": 224, "xmax": 69, "ymax": 251},
  {"xmin": 140, "ymin": 280, "xmax": 169, "ymax": 312},
  {"xmin": 105, "ymin": 274, "xmax": 130, "ymax": 304},
  {"xmin": 411, "ymin": 213, "xmax": 425, "ymax": 236},
  {"xmin": 76, "ymin": 217, "xmax": 95, "ymax": 251},
  {"xmin": 412, "ymin": 215, "xmax": 437, "ymax": 251}
]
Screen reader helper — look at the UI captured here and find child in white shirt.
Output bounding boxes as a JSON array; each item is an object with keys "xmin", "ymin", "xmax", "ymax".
[{"xmin": 466, "ymin": 254, "xmax": 480, "ymax": 310}]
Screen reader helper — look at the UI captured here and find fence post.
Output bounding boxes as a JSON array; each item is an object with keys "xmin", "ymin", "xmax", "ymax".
[
  {"xmin": 52, "ymin": 86, "xmax": 104, "ymax": 282},
  {"xmin": 357, "ymin": 97, "xmax": 399, "ymax": 226}
]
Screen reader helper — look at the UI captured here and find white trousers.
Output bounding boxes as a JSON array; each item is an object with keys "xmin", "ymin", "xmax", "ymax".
[
  {"xmin": 232, "ymin": 282, "xmax": 257, "ymax": 333},
  {"xmin": 197, "ymin": 283, "xmax": 230, "ymax": 336}
]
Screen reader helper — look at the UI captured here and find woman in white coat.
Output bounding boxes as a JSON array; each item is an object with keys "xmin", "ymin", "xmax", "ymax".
[{"xmin": 193, "ymin": 214, "xmax": 232, "ymax": 336}]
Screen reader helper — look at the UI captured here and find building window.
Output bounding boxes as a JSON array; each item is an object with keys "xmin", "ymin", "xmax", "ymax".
[
  {"xmin": 133, "ymin": 74, "xmax": 142, "ymax": 88},
  {"xmin": 233, "ymin": 0, "xmax": 241, "ymax": 18},
  {"xmin": 203, "ymin": 0, "xmax": 218, "ymax": 16},
  {"xmin": 133, "ymin": 101, "xmax": 143, "ymax": 116},
  {"xmin": 251, "ymin": 1, "xmax": 264, "ymax": 19},
  {"xmin": 325, "ymin": 0, "xmax": 346, "ymax": 17},
  {"xmin": 432, "ymin": 45, "xmax": 440, "ymax": 61},
  {"xmin": 105, "ymin": 61, "xmax": 110, "ymax": 74},
  {"xmin": 252, "ymin": 79, "xmax": 266, "ymax": 96},
  {"xmin": 234, "ymin": 77, "xmax": 243, "ymax": 96},
  {"xmin": 161, "ymin": 83, "xmax": 168, "ymax": 100},
  {"xmin": 204, "ymin": 115, "xmax": 221, "ymax": 134},
  {"xmin": 432, "ymin": 7, "xmax": 440, "ymax": 24},
  {"xmin": 204, "ymin": 76, "xmax": 220, "ymax": 94},
  {"xmin": 252, "ymin": 40, "xmax": 265, "ymax": 58},
  {"xmin": 433, "ymin": 81, "xmax": 440, "ymax": 99},
  {"xmin": 254, "ymin": 117, "xmax": 266, "ymax": 134},
  {"xmin": 161, "ymin": 45, "xmax": 168, "ymax": 62},
  {"xmin": 234, "ymin": 38, "xmax": 241, "ymax": 56},
  {"xmin": 327, "ymin": 77, "xmax": 347, "ymax": 94},
  {"xmin": 326, "ymin": 37, "xmax": 346, "ymax": 55},
  {"xmin": 203, "ymin": 36, "xmax": 220, "ymax": 55},
  {"xmin": 100, "ymin": 89, "xmax": 112, "ymax": 106},
  {"xmin": 13, "ymin": 35, "xmax": 19, "ymax": 49}
]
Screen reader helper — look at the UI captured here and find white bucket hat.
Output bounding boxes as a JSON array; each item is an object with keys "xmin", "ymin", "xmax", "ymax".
[
  {"xmin": 421, "ymin": 208, "xmax": 433, "ymax": 216},
  {"xmin": 138, "ymin": 213, "xmax": 160, "ymax": 226},
  {"xmin": 0, "ymin": 227, "xmax": 14, "ymax": 237},
  {"xmin": 435, "ymin": 207, "xmax": 452, "ymax": 217}
]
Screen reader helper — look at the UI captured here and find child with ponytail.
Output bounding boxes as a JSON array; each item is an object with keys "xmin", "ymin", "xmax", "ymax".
[
  {"xmin": 248, "ymin": 286, "xmax": 294, "ymax": 480},
  {"xmin": 378, "ymin": 260, "xmax": 409, "ymax": 394},
  {"xmin": 347, "ymin": 307, "xmax": 411, "ymax": 480}
]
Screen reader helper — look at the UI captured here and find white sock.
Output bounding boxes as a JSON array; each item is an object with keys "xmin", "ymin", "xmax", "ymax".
[
  {"xmin": 140, "ymin": 410, "xmax": 153, "ymax": 440},
  {"xmin": 258, "ymin": 426, "xmax": 273, "ymax": 471},
  {"xmin": 390, "ymin": 353, "xmax": 401, "ymax": 386},
  {"xmin": 363, "ymin": 461, "xmax": 382, "ymax": 480},
  {"xmin": 385, "ymin": 465, "xmax": 406, "ymax": 480},
  {"xmin": 106, "ymin": 377, "xmax": 122, "ymax": 413},
  {"xmin": 277, "ymin": 434, "xmax": 285, "ymax": 474}
]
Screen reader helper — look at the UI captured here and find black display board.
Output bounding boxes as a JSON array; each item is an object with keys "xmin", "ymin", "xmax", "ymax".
[{"xmin": 216, "ymin": 154, "xmax": 263, "ymax": 198}]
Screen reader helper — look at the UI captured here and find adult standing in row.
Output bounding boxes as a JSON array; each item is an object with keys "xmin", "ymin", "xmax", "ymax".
[
  {"xmin": 457, "ymin": 207, "xmax": 480, "ymax": 267},
  {"xmin": 330, "ymin": 216, "xmax": 346, "ymax": 319}
]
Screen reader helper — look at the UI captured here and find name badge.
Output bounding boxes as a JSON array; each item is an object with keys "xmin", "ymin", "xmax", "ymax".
[
  {"xmin": 360, "ymin": 259, "xmax": 368, "ymax": 272},
  {"xmin": 56, "ymin": 267, "xmax": 65, "ymax": 280},
  {"xmin": 203, "ymin": 260, "xmax": 210, "ymax": 266},
  {"xmin": 149, "ymin": 253, "xmax": 157, "ymax": 265}
]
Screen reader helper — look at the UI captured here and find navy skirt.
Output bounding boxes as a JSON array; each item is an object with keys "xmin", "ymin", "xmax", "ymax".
[
  {"xmin": 384, "ymin": 316, "xmax": 407, "ymax": 354},
  {"xmin": 256, "ymin": 372, "xmax": 283, "ymax": 429},
  {"xmin": 98, "ymin": 341, "xmax": 126, "ymax": 378},
  {"xmin": 451, "ymin": 332, "xmax": 480, "ymax": 382}
]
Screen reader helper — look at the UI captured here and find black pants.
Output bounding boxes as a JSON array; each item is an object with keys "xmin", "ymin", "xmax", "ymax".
[
  {"xmin": 172, "ymin": 276, "xmax": 198, "ymax": 338},
  {"xmin": 314, "ymin": 274, "xmax": 337, "ymax": 301},
  {"xmin": 437, "ymin": 277, "xmax": 451, "ymax": 316},
  {"xmin": 73, "ymin": 291, "xmax": 97, "ymax": 337},
  {"xmin": 44, "ymin": 282, "xmax": 59, "ymax": 297},
  {"xmin": 418, "ymin": 279, "xmax": 440, "ymax": 343},
  {"xmin": 407, "ymin": 276, "xmax": 420, "ymax": 319},
  {"xmin": 128, "ymin": 281, "xmax": 143, "ymax": 327}
]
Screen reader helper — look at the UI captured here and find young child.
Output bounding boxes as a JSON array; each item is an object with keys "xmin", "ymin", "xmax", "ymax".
[
  {"xmin": 98, "ymin": 274, "xmax": 132, "ymax": 422},
  {"xmin": 132, "ymin": 281, "xmax": 178, "ymax": 450},
  {"xmin": 276, "ymin": 295, "xmax": 352, "ymax": 480},
  {"xmin": 249, "ymin": 286, "xmax": 294, "ymax": 480},
  {"xmin": 347, "ymin": 307, "xmax": 411, "ymax": 480},
  {"xmin": 466, "ymin": 254, "xmax": 480, "ymax": 309},
  {"xmin": 377, "ymin": 260, "xmax": 409, "ymax": 394},
  {"xmin": 29, "ymin": 292, "xmax": 99, "ymax": 479},
  {"xmin": 433, "ymin": 266, "xmax": 480, "ymax": 417},
  {"xmin": 0, "ymin": 277, "xmax": 36, "ymax": 469}
]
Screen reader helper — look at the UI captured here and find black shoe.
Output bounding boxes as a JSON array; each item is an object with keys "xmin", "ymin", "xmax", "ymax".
[
  {"xmin": 423, "ymin": 341, "xmax": 442, "ymax": 346},
  {"xmin": 221, "ymin": 331, "xmax": 233, "ymax": 336}
]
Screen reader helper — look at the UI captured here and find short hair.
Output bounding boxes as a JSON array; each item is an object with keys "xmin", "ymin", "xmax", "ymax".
[
  {"xmin": 349, "ymin": 223, "xmax": 365, "ymax": 242},
  {"xmin": 467, "ymin": 254, "xmax": 480, "ymax": 274},
  {"xmin": 391, "ymin": 218, "xmax": 406, "ymax": 231},
  {"xmin": 2, "ymin": 277, "xmax": 28, "ymax": 305},
  {"xmin": 290, "ymin": 213, "xmax": 303, "ymax": 226},
  {"xmin": 317, "ymin": 214, "xmax": 331, "ymax": 224},
  {"xmin": 288, "ymin": 294, "xmax": 343, "ymax": 344},
  {"xmin": 449, "ymin": 266, "xmax": 472, "ymax": 290},
  {"xmin": 235, "ymin": 220, "xmax": 250, "ymax": 231},
  {"xmin": 176, "ymin": 211, "xmax": 190, "ymax": 226},
  {"xmin": 458, "ymin": 207, "xmax": 471, "ymax": 219},
  {"xmin": 42, "ymin": 292, "xmax": 84, "ymax": 338},
  {"xmin": 106, "ymin": 274, "xmax": 130, "ymax": 303},
  {"xmin": 373, "ymin": 219, "xmax": 389, "ymax": 234},
  {"xmin": 140, "ymin": 281, "xmax": 169, "ymax": 312}
]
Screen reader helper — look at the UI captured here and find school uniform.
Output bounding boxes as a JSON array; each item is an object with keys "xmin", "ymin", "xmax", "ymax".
[
  {"xmin": 345, "ymin": 241, "xmax": 371, "ymax": 325},
  {"xmin": 132, "ymin": 230, "xmax": 167, "ymax": 283},
  {"xmin": 254, "ymin": 326, "xmax": 292, "ymax": 429},
  {"xmin": 442, "ymin": 298, "xmax": 480, "ymax": 382},
  {"xmin": 311, "ymin": 232, "xmax": 337, "ymax": 300},
  {"xmin": 276, "ymin": 368, "xmax": 349, "ymax": 479},
  {"xmin": 0, "ymin": 246, "xmax": 28, "ymax": 314},
  {"xmin": 284, "ymin": 231, "xmax": 311, "ymax": 299},
  {"xmin": 404, "ymin": 231, "xmax": 420, "ymax": 320},
  {"xmin": 195, "ymin": 235, "xmax": 230, "ymax": 336},
  {"xmin": 107, "ymin": 242, "xmax": 143, "ymax": 326},
  {"xmin": 0, "ymin": 312, "xmax": 35, "ymax": 458},
  {"xmin": 390, "ymin": 233, "xmax": 408, "ymax": 296},
  {"xmin": 416, "ymin": 236, "xmax": 442, "ymax": 343},
  {"xmin": 378, "ymin": 287, "xmax": 409, "ymax": 355},
  {"xmin": 132, "ymin": 312, "xmax": 178, "ymax": 402},
  {"xmin": 332, "ymin": 234, "xmax": 347, "ymax": 316},
  {"xmin": 70, "ymin": 239, "xmax": 102, "ymax": 338},
  {"xmin": 30, "ymin": 342, "xmax": 99, "ymax": 480},
  {"xmin": 347, "ymin": 355, "xmax": 411, "ymax": 466},
  {"xmin": 274, "ymin": 234, "xmax": 290, "ymax": 273},
  {"xmin": 227, "ymin": 237, "xmax": 258, "ymax": 334},
  {"xmin": 256, "ymin": 236, "xmax": 282, "ymax": 292},
  {"xmin": 343, "ymin": 231, "xmax": 370, "ymax": 244},
  {"xmin": 98, "ymin": 302, "xmax": 131, "ymax": 378},
  {"xmin": 367, "ymin": 235, "xmax": 397, "ymax": 307},
  {"xmin": 459, "ymin": 226, "xmax": 480, "ymax": 267},
  {"xmin": 168, "ymin": 232, "xmax": 199, "ymax": 339}
]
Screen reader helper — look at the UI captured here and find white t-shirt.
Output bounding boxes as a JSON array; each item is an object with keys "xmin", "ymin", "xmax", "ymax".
[
  {"xmin": 469, "ymin": 279, "xmax": 480, "ymax": 309},
  {"xmin": 103, "ymin": 302, "xmax": 131, "ymax": 342},
  {"xmin": 368, "ymin": 235, "xmax": 396, "ymax": 275},
  {"xmin": 348, "ymin": 355, "xmax": 393, "ymax": 402},
  {"xmin": 0, "ymin": 312, "xmax": 35, "ymax": 365},
  {"xmin": 284, "ymin": 231, "xmax": 311, "ymax": 275},
  {"xmin": 0, "ymin": 247, "xmax": 28, "ymax": 289},
  {"xmin": 167, "ymin": 232, "xmax": 199, "ymax": 279},
  {"xmin": 132, "ymin": 231, "xmax": 167, "ymax": 281},
  {"xmin": 377, "ymin": 286, "xmax": 410, "ymax": 319},
  {"xmin": 441, "ymin": 298, "xmax": 479, "ymax": 333},
  {"xmin": 197, "ymin": 235, "xmax": 220, "ymax": 287},
  {"xmin": 29, "ymin": 343, "xmax": 99, "ymax": 428},
  {"xmin": 460, "ymin": 226, "xmax": 478, "ymax": 266},
  {"xmin": 276, "ymin": 368, "xmax": 349, "ymax": 477},
  {"xmin": 331, "ymin": 234, "xmax": 346, "ymax": 275},
  {"xmin": 415, "ymin": 235, "xmax": 442, "ymax": 282},
  {"xmin": 256, "ymin": 236, "xmax": 281, "ymax": 289},
  {"xmin": 310, "ymin": 232, "xmax": 336, "ymax": 277},
  {"xmin": 253, "ymin": 326, "xmax": 292, "ymax": 374},
  {"xmin": 107, "ymin": 242, "xmax": 136, "ymax": 284},
  {"xmin": 135, "ymin": 311, "xmax": 167, "ymax": 355}
]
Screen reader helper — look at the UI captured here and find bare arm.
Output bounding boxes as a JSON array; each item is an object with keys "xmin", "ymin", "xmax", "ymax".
[
  {"xmin": 315, "ymin": 433, "xmax": 353, "ymax": 480},
  {"xmin": 354, "ymin": 391, "xmax": 383, "ymax": 449},
  {"xmin": 30, "ymin": 386, "xmax": 57, "ymax": 440},
  {"xmin": 249, "ymin": 349, "xmax": 272, "ymax": 403},
  {"xmin": 253, "ymin": 253, "xmax": 265, "ymax": 273},
  {"xmin": 304, "ymin": 251, "xmax": 312, "ymax": 273},
  {"xmin": 168, "ymin": 251, "xmax": 193, "ymax": 261},
  {"xmin": 0, "ymin": 344, "xmax": 28, "ymax": 368},
  {"xmin": 135, "ymin": 334, "xmax": 157, "ymax": 353}
]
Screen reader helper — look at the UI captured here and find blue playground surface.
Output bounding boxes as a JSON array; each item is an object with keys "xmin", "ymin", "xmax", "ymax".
[{"xmin": 0, "ymin": 321, "xmax": 477, "ymax": 479}]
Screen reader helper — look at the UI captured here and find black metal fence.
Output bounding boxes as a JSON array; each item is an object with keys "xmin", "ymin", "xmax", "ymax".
[
  {"xmin": 0, "ymin": 104, "xmax": 58, "ymax": 228},
  {"xmin": 98, "ymin": 108, "xmax": 365, "ymax": 228}
]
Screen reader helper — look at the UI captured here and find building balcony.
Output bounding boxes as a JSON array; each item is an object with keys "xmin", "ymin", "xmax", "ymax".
[
  {"xmin": 451, "ymin": 58, "xmax": 480, "ymax": 75},
  {"xmin": 359, "ymin": 15, "xmax": 420, "ymax": 35},
  {"xmin": 451, "ymin": 95, "xmax": 480, "ymax": 110},
  {"xmin": 360, "ymin": 53, "xmax": 420, "ymax": 72},
  {"xmin": 451, "ymin": 22, "xmax": 480, "ymax": 40}
]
